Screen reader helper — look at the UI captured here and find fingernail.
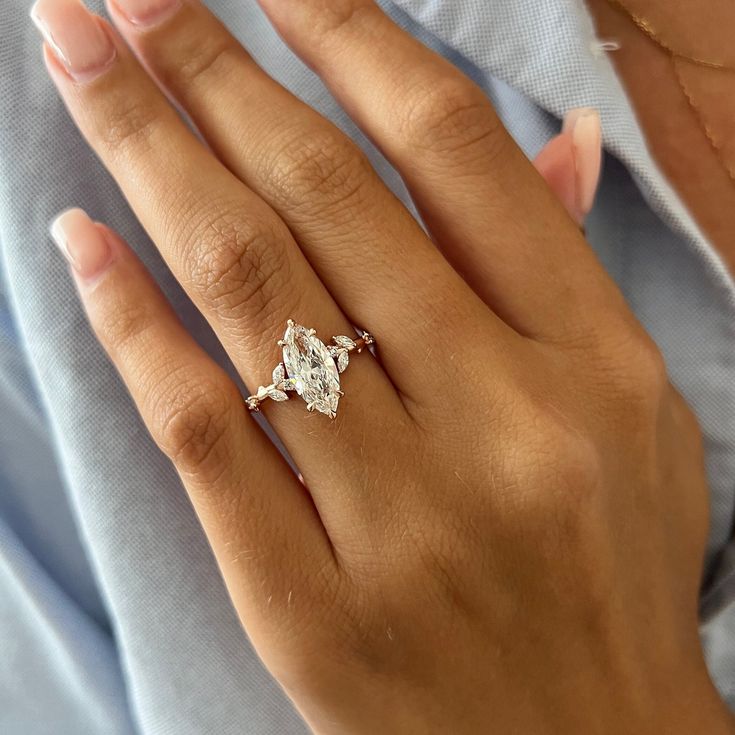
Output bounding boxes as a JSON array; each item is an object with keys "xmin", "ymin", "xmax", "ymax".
[
  {"xmin": 110, "ymin": 0, "xmax": 181, "ymax": 28},
  {"xmin": 50, "ymin": 208, "xmax": 114, "ymax": 281},
  {"xmin": 30, "ymin": 0, "xmax": 116, "ymax": 82},
  {"xmin": 563, "ymin": 108, "xmax": 602, "ymax": 220}
]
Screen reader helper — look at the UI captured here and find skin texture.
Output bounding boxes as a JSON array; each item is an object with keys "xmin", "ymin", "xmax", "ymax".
[
  {"xmin": 31, "ymin": 0, "xmax": 735, "ymax": 732},
  {"xmin": 585, "ymin": 0, "xmax": 735, "ymax": 273}
]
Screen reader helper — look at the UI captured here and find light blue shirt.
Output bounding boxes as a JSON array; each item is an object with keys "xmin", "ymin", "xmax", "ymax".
[{"xmin": 1, "ymin": 0, "xmax": 734, "ymax": 732}]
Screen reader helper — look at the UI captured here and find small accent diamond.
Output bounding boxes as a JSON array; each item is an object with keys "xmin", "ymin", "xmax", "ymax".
[
  {"xmin": 266, "ymin": 387, "xmax": 289, "ymax": 402},
  {"xmin": 272, "ymin": 363, "xmax": 285, "ymax": 385},
  {"xmin": 333, "ymin": 335, "xmax": 356, "ymax": 350}
]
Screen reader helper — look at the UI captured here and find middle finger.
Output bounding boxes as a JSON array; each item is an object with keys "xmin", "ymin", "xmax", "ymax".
[{"xmin": 32, "ymin": 0, "xmax": 413, "ymax": 540}]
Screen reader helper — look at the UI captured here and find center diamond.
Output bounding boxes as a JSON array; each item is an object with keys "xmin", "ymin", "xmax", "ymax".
[{"xmin": 282, "ymin": 322, "xmax": 341, "ymax": 418}]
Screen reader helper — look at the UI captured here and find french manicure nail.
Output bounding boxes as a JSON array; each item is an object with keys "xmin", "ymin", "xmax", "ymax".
[
  {"xmin": 31, "ymin": 0, "xmax": 116, "ymax": 82},
  {"xmin": 563, "ymin": 108, "xmax": 602, "ymax": 220},
  {"xmin": 50, "ymin": 208, "xmax": 114, "ymax": 281},
  {"xmin": 110, "ymin": 0, "xmax": 181, "ymax": 28}
]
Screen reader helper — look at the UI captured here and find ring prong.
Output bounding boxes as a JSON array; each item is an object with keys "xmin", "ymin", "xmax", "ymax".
[{"xmin": 287, "ymin": 319, "xmax": 294, "ymax": 327}]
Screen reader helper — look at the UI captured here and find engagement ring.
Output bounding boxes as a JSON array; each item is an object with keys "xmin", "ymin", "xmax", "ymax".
[{"xmin": 245, "ymin": 320, "xmax": 374, "ymax": 419}]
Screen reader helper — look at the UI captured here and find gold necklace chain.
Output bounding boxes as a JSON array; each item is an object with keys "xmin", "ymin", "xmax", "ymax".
[
  {"xmin": 603, "ymin": 0, "xmax": 735, "ymax": 181},
  {"xmin": 604, "ymin": 0, "xmax": 734, "ymax": 69}
]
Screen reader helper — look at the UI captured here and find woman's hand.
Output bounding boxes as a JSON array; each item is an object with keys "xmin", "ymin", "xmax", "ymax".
[{"xmin": 32, "ymin": 0, "xmax": 733, "ymax": 732}]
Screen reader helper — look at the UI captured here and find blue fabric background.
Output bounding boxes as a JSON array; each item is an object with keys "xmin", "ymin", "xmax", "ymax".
[{"xmin": 1, "ymin": 0, "xmax": 734, "ymax": 731}]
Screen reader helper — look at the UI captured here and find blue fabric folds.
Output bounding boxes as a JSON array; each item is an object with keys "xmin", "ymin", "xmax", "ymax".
[{"xmin": 0, "ymin": 0, "xmax": 734, "ymax": 731}]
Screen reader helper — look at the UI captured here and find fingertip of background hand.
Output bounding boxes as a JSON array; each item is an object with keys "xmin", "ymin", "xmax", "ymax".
[
  {"xmin": 50, "ymin": 207, "xmax": 116, "ymax": 284},
  {"xmin": 565, "ymin": 107, "xmax": 602, "ymax": 221},
  {"xmin": 534, "ymin": 107, "xmax": 602, "ymax": 224}
]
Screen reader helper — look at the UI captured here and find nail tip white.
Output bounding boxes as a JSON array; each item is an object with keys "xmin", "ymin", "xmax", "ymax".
[
  {"xmin": 48, "ymin": 207, "xmax": 85, "ymax": 258},
  {"xmin": 563, "ymin": 106, "xmax": 600, "ymax": 135},
  {"xmin": 28, "ymin": 1, "xmax": 41, "ymax": 23}
]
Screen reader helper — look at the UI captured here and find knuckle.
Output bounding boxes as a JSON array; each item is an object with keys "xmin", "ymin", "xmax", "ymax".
[
  {"xmin": 182, "ymin": 206, "xmax": 291, "ymax": 330},
  {"xmin": 170, "ymin": 36, "xmax": 239, "ymax": 89},
  {"xmin": 503, "ymin": 402, "xmax": 604, "ymax": 533},
  {"xmin": 542, "ymin": 426, "xmax": 603, "ymax": 533},
  {"xmin": 401, "ymin": 77, "xmax": 502, "ymax": 158},
  {"xmin": 607, "ymin": 329, "xmax": 670, "ymax": 411},
  {"xmin": 95, "ymin": 298, "xmax": 153, "ymax": 355},
  {"xmin": 263, "ymin": 129, "xmax": 371, "ymax": 215},
  {"xmin": 97, "ymin": 97, "xmax": 160, "ymax": 153},
  {"xmin": 670, "ymin": 386, "xmax": 702, "ymax": 438},
  {"xmin": 152, "ymin": 374, "xmax": 235, "ymax": 474},
  {"xmin": 483, "ymin": 400, "xmax": 612, "ymax": 606},
  {"xmin": 305, "ymin": 1, "xmax": 376, "ymax": 46},
  {"xmin": 629, "ymin": 333, "xmax": 669, "ymax": 394}
]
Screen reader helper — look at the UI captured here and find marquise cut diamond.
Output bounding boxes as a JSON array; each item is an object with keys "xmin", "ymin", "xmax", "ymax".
[{"xmin": 282, "ymin": 322, "xmax": 341, "ymax": 418}]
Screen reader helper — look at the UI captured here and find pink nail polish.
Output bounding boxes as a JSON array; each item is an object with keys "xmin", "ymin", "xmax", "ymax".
[
  {"xmin": 563, "ymin": 108, "xmax": 602, "ymax": 220},
  {"xmin": 110, "ymin": 0, "xmax": 181, "ymax": 28},
  {"xmin": 30, "ymin": 0, "xmax": 116, "ymax": 82},
  {"xmin": 50, "ymin": 208, "xmax": 114, "ymax": 281}
]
